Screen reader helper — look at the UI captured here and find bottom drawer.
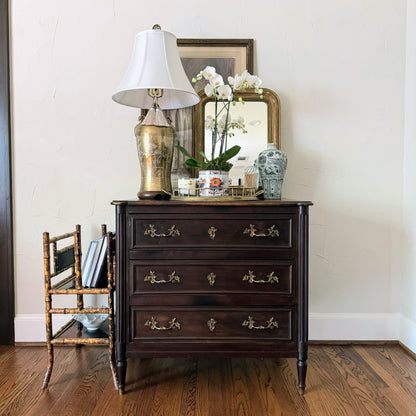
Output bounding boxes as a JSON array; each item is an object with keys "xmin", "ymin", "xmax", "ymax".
[{"xmin": 131, "ymin": 308, "xmax": 293, "ymax": 341}]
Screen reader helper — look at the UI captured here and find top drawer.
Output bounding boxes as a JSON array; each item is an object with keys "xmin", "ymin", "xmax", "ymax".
[{"xmin": 129, "ymin": 214, "xmax": 294, "ymax": 250}]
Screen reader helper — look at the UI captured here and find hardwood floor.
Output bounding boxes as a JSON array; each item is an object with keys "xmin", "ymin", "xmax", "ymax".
[{"xmin": 0, "ymin": 344, "xmax": 415, "ymax": 415}]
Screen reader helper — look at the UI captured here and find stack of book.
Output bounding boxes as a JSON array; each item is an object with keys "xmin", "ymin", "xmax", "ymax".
[{"xmin": 81, "ymin": 235, "xmax": 108, "ymax": 288}]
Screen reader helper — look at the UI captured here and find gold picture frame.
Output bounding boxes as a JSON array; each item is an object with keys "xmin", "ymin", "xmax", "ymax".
[{"xmin": 177, "ymin": 39, "xmax": 254, "ymax": 89}]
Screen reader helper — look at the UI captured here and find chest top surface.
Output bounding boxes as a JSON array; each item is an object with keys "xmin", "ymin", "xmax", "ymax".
[{"xmin": 112, "ymin": 199, "xmax": 312, "ymax": 207}]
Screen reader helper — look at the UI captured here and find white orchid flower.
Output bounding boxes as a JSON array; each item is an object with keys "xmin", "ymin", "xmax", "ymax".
[
  {"xmin": 249, "ymin": 75, "xmax": 262, "ymax": 88},
  {"xmin": 188, "ymin": 65, "xmax": 262, "ymax": 166},
  {"xmin": 204, "ymin": 83, "xmax": 214, "ymax": 97},
  {"xmin": 232, "ymin": 75, "xmax": 244, "ymax": 91},
  {"xmin": 201, "ymin": 66, "xmax": 216, "ymax": 80},
  {"xmin": 217, "ymin": 85, "xmax": 233, "ymax": 101},
  {"xmin": 234, "ymin": 116, "xmax": 245, "ymax": 129},
  {"xmin": 205, "ymin": 115, "xmax": 215, "ymax": 130},
  {"xmin": 210, "ymin": 74, "xmax": 224, "ymax": 88},
  {"xmin": 241, "ymin": 70, "xmax": 252, "ymax": 83}
]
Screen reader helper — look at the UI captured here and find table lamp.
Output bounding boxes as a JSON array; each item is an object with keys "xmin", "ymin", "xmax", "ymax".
[{"xmin": 112, "ymin": 25, "xmax": 199, "ymax": 200}]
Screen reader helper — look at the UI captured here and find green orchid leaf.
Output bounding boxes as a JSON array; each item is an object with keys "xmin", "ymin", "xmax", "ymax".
[
  {"xmin": 221, "ymin": 145, "xmax": 241, "ymax": 162},
  {"xmin": 184, "ymin": 158, "xmax": 201, "ymax": 168},
  {"xmin": 175, "ymin": 145, "xmax": 193, "ymax": 159},
  {"xmin": 198, "ymin": 151, "xmax": 209, "ymax": 162}
]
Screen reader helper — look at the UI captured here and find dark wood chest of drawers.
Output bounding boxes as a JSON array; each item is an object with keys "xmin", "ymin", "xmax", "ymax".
[{"xmin": 113, "ymin": 199, "xmax": 311, "ymax": 393}]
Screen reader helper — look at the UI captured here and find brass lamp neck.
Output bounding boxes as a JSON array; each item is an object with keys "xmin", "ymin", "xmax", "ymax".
[{"xmin": 148, "ymin": 88, "xmax": 164, "ymax": 109}]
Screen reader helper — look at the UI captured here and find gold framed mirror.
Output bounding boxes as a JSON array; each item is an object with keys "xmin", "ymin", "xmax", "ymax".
[{"xmin": 192, "ymin": 88, "xmax": 280, "ymax": 181}]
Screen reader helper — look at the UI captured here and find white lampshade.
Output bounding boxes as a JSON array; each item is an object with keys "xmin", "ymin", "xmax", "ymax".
[{"xmin": 112, "ymin": 27, "xmax": 200, "ymax": 110}]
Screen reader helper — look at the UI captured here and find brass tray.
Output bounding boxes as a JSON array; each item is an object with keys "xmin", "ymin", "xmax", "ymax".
[{"xmin": 171, "ymin": 186, "xmax": 263, "ymax": 201}]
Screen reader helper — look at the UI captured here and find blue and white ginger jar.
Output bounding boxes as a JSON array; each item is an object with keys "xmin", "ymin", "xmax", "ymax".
[{"xmin": 257, "ymin": 142, "xmax": 287, "ymax": 199}]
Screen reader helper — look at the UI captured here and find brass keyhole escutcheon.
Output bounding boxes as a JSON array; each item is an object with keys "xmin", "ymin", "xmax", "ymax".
[
  {"xmin": 207, "ymin": 318, "xmax": 217, "ymax": 332},
  {"xmin": 207, "ymin": 273, "xmax": 216, "ymax": 286},
  {"xmin": 208, "ymin": 226, "xmax": 217, "ymax": 240}
]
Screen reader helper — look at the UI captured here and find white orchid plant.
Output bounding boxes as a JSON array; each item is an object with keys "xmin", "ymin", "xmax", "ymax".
[{"xmin": 176, "ymin": 66, "xmax": 263, "ymax": 171}]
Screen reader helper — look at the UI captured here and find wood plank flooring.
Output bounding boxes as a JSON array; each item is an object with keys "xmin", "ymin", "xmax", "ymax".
[{"xmin": 0, "ymin": 344, "xmax": 415, "ymax": 416}]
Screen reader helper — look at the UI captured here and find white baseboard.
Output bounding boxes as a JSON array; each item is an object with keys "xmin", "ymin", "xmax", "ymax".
[
  {"xmin": 309, "ymin": 313, "xmax": 401, "ymax": 341},
  {"xmin": 400, "ymin": 314, "xmax": 416, "ymax": 353},
  {"xmin": 15, "ymin": 313, "xmax": 415, "ymax": 355},
  {"xmin": 14, "ymin": 314, "xmax": 72, "ymax": 343}
]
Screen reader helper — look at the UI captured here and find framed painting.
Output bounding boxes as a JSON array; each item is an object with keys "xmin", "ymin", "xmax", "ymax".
[{"xmin": 168, "ymin": 39, "xmax": 254, "ymax": 179}]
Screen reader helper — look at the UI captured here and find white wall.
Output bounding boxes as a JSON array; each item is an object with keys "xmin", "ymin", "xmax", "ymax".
[
  {"xmin": 11, "ymin": 0, "xmax": 408, "ymax": 343},
  {"xmin": 401, "ymin": 0, "xmax": 416, "ymax": 352}
]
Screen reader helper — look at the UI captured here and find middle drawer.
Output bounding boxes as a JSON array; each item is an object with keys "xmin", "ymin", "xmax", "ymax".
[{"xmin": 129, "ymin": 260, "xmax": 294, "ymax": 296}]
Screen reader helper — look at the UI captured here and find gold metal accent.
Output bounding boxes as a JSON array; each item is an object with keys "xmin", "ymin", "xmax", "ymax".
[
  {"xmin": 207, "ymin": 318, "xmax": 217, "ymax": 332},
  {"xmin": 144, "ymin": 224, "xmax": 181, "ymax": 238},
  {"xmin": 148, "ymin": 88, "xmax": 163, "ymax": 100},
  {"xmin": 208, "ymin": 226, "xmax": 217, "ymax": 240},
  {"xmin": 152, "ymin": 24, "xmax": 162, "ymax": 30},
  {"xmin": 144, "ymin": 316, "xmax": 181, "ymax": 330},
  {"xmin": 144, "ymin": 271, "xmax": 181, "ymax": 284},
  {"xmin": 207, "ymin": 272, "xmax": 216, "ymax": 286},
  {"xmin": 242, "ymin": 270, "xmax": 279, "ymax": 284},
  {"xmin": 172, "ymin": 186, "xmax": 263, "ymax": 200},
  {"xmin": 242, "ymin": 316, "xmax": 279, "ymax": 330},
  {"xmin": 243, "ymin": 224, "xmax": 280, "ymax": 238}
]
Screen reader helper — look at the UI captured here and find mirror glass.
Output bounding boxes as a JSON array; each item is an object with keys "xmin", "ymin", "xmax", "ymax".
[{"xmin": 204, "ymin": 101, "xmax": 268, "ymax": 184}]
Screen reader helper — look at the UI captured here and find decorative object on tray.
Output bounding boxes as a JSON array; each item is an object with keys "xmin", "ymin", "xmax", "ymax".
[
  {"xmin": 176, "ymin": 66, "xmax": 263, "ymax": 197},
  {"xmin": 178, "ymin": 177, "xmax": 197, "ymax": 196},
  {"xmin": 73, "ymin": 313, "xmax": 108, "ymax": 332},
  {"xmin": 198, "ymin": 170, "xmax": 230, "ymax": 197},
  {"xmin": 112, "ymin": 25, "xmax": 200, "ymax": 200},
  {"xmin": 243, "ymin": 164, "xmax": 259, "ymax": 189},
  {"xmin": 257, "ymin": 142, "xmax": 287, "ymax": 199}
]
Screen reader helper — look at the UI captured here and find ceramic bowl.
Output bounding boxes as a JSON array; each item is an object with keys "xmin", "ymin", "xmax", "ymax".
[{"xmin": 73, "ymin": 313, "xmax": 107, "ymax": 331}]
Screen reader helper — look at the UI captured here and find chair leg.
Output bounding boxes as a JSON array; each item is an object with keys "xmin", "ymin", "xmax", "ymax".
[
  {"xmin": 109, "ymin": 343, "xmax": 119, "ymax": 390},
  {"xmin": 108, "ymin": 307, "xmax": 118, "ymax": 390},
  {"xmin": 42, "ymin": 343, "xmax": 54, "ymax": 389}
]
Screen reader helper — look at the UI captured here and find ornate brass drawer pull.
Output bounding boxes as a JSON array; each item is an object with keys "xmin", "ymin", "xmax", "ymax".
[
  {"xmin": 207, "ymin": 272, "xmax": 216, "ymax": 286},
  {"xmin": 208, "ymin": 226, "xmax": 217, "ymax": 240},
  {"xmin": 242, "ymin": 270, "xmax": 279, "ymax": 284},
  {"xmin": 144, "ymin": 224, "xmax": 181, "ymax": 238},
  {"xmin": 144, "ymin": 316, "xmax": 181, "ymax": 330},
  {"xmin": 207, "ymin": 318, "xmax": 217, "ymax": 332},
  {"xmin": 243, "ymin": 224, "xmax": 279, "ymax": 238},
  {"xmin": 242, "ymin": 316, "xmax": 279, "ymax": 330},
  {"xmin": 144, "ymin": 271, "xmax": 181, "ymax": 284}
]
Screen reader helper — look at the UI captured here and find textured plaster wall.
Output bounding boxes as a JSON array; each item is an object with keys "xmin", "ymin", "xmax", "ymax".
[{"xmin": 11, "ymin": 1, "xmax": 406, "ymax": 323}]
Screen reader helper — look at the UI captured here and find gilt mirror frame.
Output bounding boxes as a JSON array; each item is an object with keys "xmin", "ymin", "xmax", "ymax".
[{"xmin": 192, "ymin": 88, "xmax": 281, "ymax": 171}]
